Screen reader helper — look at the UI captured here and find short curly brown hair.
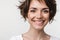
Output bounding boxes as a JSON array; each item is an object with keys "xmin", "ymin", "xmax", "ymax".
[{"xmin": 18, "ymin": 0, "xmax": 56, "ymax": 22}]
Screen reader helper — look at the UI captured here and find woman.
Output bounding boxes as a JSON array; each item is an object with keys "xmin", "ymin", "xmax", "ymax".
[{"xmin": 10, "ymin": 0, "xmax": 60, "ymax": 40}]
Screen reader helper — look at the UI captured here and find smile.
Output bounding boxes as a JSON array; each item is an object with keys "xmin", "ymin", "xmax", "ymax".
[{"xmin": 32, "ymin": 19, "xmax": 45, "ymax": 26}]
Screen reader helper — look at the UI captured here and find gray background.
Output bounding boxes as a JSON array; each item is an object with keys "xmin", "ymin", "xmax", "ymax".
[{"xmin": 0, "ymin": 0, "xmax": 60, "ymax": 40}]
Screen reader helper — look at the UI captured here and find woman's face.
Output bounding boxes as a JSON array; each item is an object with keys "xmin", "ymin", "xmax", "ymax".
[{"xmin": 27, "ymin": 0, "xmax": 49, "ymax": 30}]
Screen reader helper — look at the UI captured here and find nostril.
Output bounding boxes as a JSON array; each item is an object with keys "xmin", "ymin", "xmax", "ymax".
[{"xmin": 36, "ymin": 14, "xmax": 42, "ymax": 19}]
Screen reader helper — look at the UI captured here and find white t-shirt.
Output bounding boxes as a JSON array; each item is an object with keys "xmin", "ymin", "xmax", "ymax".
[{"xmin": 10, "ymin": 35, "xmax": 60, "ymax": 40}]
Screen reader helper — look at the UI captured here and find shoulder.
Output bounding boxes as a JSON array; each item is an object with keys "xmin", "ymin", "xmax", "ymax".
[
  {"xmin": 9, "ymin": 34, "xmax": 23, "ymax": 40},
  {"xmin": 50, "ymin": 36, "xmax": 60, "ymax": 40}
]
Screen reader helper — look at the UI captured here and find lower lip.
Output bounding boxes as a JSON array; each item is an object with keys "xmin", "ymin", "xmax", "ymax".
[{"xmin": 34, "ymin": 21, "xmax": 44, "ymax": 26}]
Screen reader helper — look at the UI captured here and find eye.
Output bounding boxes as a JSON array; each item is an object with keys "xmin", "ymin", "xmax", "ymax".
[
  {"xmin": 30, "ymin": 10, "xmax": 36, "ymax": 13},
  {"xmin": 42, "ymin": 9, "xmax": 49, "ymax": 13}
]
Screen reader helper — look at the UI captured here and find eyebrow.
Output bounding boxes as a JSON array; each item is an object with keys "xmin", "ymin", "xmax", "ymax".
[
  {"xmin": 29, "ymin": 7, "xmax": 37, "ymax": 10},
  {"xmin": 29, "ymin": 7, "xmax": 49, "ymax": 10},
  {"xmin": 42, "ymin": 8, "xmax": 49, "ymax": 10}
]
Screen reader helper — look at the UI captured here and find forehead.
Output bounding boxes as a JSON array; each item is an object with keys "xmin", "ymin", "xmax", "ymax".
[{"xmin": 29, "ymin": 0, "xmax": 48, "ymax": 9}]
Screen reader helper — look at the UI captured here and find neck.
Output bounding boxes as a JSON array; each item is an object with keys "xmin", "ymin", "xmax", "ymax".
[
  {"xmin": 22, "ymin": 28, "xmax": 49, "ymax": 40},
  {"xmin": 27, "ymin": 27, "xmax": 46, "ymax": 38}
]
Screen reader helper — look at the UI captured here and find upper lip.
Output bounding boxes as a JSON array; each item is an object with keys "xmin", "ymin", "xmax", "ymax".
[{"xmin": 32, "ymin": 19, "xmax": 45, "ymax": 22}]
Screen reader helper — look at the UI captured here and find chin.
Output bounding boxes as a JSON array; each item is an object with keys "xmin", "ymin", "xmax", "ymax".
[
  {"xmin": 32, "ymin": 25, "xmax": 45, "ymax": 30},
  {"xmin": 31, "ymin": 21, "xmax": 48, "ymax": 30}
]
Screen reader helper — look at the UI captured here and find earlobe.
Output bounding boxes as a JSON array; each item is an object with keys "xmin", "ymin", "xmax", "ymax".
[{"xmin": 26, "ymin": 18, "xmax": 29, "ymax": 22}]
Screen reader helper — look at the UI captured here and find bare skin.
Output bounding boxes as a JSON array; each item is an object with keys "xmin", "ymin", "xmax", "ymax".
[
  {"xmin": 22, "ymin": 0, "xmax": 50, "ymax": 40},
  {"xmin": 22, "ymin": 29, "xmax": 50, "ymax": 40}
]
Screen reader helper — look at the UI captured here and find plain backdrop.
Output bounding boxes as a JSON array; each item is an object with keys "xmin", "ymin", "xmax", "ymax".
[{"xmin": 0, "ymin": 0, "xmax": 60, "ymax": 40}]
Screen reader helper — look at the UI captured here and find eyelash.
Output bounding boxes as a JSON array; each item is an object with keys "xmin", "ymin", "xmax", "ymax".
[
  {"xmin": 30, "ymin": 9, "xmax": 49, "ymax": 13},
  {"xmin": 42, "ymin": 10, "xmax": 49, "ymax": 13},
  {"xmin": 30, "ymin": 10, "xmax": 36, "ymax": 12}
]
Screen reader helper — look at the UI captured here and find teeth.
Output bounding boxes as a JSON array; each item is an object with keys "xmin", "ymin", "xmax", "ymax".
[
  {"xmin": 35, "ymin": 20, "xmax": 44, "ymax": 22},
  {"xmin": 34, "ymin": 20, "xmax": 44, "ymax": 25},
  {"xmin": 35, "ymin": 20, "xmax": 43, "ymax": 23},
  {"xmin": 32, "ymin": 19, "xmax": 45, "ymax": 23}
]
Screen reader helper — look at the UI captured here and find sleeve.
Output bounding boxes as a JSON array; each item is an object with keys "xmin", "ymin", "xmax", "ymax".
[
  {"xmin": 9, "ymin": 35, "xmax": 23, "ymax": 40},
  {"xmin": 51, "ymin": 36, "xmax": 60, "ymax": 40},
  {"xmin": 54, "ymin": 37, "xmax": 60, "ymax": 40},
  {"xmin": 9, "ymin": 36, "xmax": 16, "ymax": 40}
]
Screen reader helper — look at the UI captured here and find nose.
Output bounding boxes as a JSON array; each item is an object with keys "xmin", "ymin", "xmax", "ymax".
[{"xmin": 36, "ymin": 11, "xmax": 43, "ymax": 19}]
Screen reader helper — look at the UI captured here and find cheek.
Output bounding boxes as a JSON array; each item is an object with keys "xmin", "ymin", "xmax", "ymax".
[
  {"xmin": 28, "ymin": 13, "xmax": 34, "ymax": 19},
  {"xmin": 45, "ymin": 16, "xmax": 49, "ymax": 19},
  {"xmin": 43, "ymin": 14, "xmax": 49, "ymax": 20},
  {"xmin": 27, "ymin": 13, "xmax": 35, "ymax": 24}
]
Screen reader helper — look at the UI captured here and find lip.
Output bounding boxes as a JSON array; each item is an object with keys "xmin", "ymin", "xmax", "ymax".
[{"xmin": 32, "ymin": 20, "xmax": 45, "ymax": 26}]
